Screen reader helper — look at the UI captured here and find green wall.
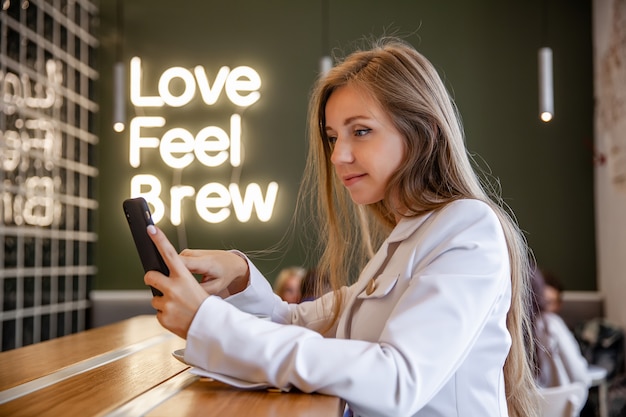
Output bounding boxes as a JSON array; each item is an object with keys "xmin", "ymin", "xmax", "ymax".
[{"xmin": 95, "ymin": 0, "xmax": 595, "ymax": 291}]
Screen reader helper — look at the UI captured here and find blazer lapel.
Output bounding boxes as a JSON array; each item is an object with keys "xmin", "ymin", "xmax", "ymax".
[
  {"xmin": 336, "ymin": 240, "xmax": 390, "ymax": 338},
  {"xmin": 335, "ymin": 212, "xmax": 435, "ymax": 339}
]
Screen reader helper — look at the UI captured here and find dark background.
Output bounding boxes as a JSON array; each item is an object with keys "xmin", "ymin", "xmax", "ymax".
[{"xmin": 94, "ymin": 0, "xmax": 595, "ymax": 291}]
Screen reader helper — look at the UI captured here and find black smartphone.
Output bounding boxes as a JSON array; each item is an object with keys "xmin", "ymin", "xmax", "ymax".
[{"xmin": 122, "ymin": 197, "xmax": 168, "ymax": 296}]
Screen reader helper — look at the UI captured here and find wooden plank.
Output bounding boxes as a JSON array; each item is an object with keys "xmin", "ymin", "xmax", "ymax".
[
  {"xmin": 147, "ymin": 378, "xmax": 344, "ymax": 417},
  {"xmin": 0, "ymin": 325, "xmax": 187, "ymax": 416},
  {"xmin": 0, "ymin": 315, "xmax": 164, "ymax": 390},
  {"xmin": 0, "ymin": 315, "xmax": 343, "ymax": 417}
]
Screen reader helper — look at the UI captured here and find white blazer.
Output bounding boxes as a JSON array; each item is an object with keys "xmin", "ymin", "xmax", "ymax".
[
  {"xmin": 536, "ymin": 312, "xmax": 591, "ymax": 389},
  {"xmin": 185, "ymin": 199, "xmax": 513, "ymax": 417}
]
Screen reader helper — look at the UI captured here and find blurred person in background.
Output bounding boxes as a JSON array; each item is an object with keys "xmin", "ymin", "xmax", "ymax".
[
  {"xmin": 542, "ymin": 270, "xmax": 565, "ymax": 315},
  {"xmin": 530, "ymin": 266, "xmax": 590, "ymax": 391},
  {"xmin": 273, "ymin": 266, "xmax": 306, "ymax": 303}
]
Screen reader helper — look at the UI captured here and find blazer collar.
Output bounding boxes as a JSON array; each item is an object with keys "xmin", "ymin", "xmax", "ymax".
[
  {"xmin": 357, "ymin": 211, "xmax": 434, "ymax": 283},
  {"xmin": 337, "ymin": 211, "xmax": 435, "ymax": 339},
  {"xmin": 386, "ymin": 211, "xmax": 435, "ymax": 244}
]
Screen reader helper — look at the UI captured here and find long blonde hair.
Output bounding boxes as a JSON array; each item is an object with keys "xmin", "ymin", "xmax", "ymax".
[{"xmin": 301, "ymin": 37, "xmax": 538, "ymax": 417}]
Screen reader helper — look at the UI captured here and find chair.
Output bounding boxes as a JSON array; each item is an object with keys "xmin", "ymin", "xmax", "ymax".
[{"xmin": 538, "ymin": 382, "xmax": 588, "ymax": 417}]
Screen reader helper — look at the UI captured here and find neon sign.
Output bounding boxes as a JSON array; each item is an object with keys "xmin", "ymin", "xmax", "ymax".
[
  {"xmin": 128, "ymin": 57, "xmax": 278, "ymax": 225},
  {"xmin": 0, "ymin": 61, "xmax": 63, "ymax": 228}
]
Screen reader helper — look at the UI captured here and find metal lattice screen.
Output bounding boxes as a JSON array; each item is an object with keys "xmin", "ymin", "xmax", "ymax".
[{"xmin": 0, "ymin": 0, "xmax": 98, "ymax": 351}]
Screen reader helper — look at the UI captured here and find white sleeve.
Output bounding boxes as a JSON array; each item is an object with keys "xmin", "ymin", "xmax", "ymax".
[
  {"xmin": 547, "ymin": 313, "xmax": 591, "ymax": 387},
  {"xmin": 221, "ymin": 250, "xmax": 288, "ymax": 320},
  {"xmin": 223, "ymin": 250, "xmax": 340, "ymax": 331}
]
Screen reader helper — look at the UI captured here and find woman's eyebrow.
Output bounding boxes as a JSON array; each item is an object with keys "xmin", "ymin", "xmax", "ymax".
[
  {"xmin": 326, "ymin": 115, "xmax": 370, "ymax": 130},
  {"xmin": 343, "ymin": 115, "xmax": 370, "ymax": 125}
]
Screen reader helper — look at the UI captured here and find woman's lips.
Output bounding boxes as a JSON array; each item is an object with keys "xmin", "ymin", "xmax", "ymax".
[{"xmin": 342, "ymin": 173, "xmax": 366, "ymax": 187}]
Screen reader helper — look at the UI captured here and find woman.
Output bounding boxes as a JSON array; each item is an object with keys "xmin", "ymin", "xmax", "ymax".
[
  {"xmin": 542, "ymin": 270, "xmax": 565, "ymax": 314},
  {"xmin": 530, "ymin": 267, "xmax": 590, "ymax": 390},
  {"xmin": 273, "ymin": 266, "xmax": 306, "ymax": 303},
  {"xmin": 144, "ymin": 37, "xmax": 538, "ymax": 416}
]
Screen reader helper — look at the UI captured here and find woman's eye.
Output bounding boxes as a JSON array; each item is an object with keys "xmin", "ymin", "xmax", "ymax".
[
  {"xmin": 355, "ymin": 128, "xmax": 371, "ymax": 137},
  {"xmin": 326, "ymin": 135, "xmax": 337, "ymax": 145}
]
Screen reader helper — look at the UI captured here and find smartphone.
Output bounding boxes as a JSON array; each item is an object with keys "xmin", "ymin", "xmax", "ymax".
[{"xmin": 122, "ymin": 197, "xmax": 168, "ymax": 296}]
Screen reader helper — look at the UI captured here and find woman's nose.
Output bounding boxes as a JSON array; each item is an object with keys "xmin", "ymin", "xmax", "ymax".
[{"xmin": 330, "ymin": 137, "xmax": 354, "ymax": 165}]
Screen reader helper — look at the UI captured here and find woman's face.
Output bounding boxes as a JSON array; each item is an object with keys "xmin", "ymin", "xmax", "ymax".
[
  {"xmin": 279, "ymin": 275, "xmax": 302, "ymax": 304},
  {"xmin": 543, "ymin": 285, "xmax": 562, "ymax": 314},
  {"xmin": 325, "ymin": 85, "xmax": 406, "ymax": 205}
]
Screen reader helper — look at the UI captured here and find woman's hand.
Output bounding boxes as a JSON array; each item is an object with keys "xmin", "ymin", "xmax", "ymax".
[
  {"xmin": 179, "ymin": 249, "xmax": 250, "ymax": 297},
  {"xmin": 144, "ymin": 225, "xmax": 210, "ymax": 339},
  {"xmin": 144, "ymin": 225, "xmax": 250, "ymax": 338}
]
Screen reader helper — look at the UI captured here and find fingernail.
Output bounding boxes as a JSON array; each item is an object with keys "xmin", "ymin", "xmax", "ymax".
[{"xmin": 147, "ymin": 225, "xmax": 156, "ymax": 235}]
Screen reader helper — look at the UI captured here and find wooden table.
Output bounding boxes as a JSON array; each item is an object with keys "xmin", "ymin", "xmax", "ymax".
[{"xmin": 0, "ymin": 315, "xmax": 343, "ymax": 416}]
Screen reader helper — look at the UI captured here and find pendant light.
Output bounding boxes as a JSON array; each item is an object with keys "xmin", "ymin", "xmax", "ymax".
[
  {"xmin": 319, "ymin": 0, "xmax": 332, "ymax": 75},
  {"xmin": 538, "ymin": 0, "xmax": 553, "ymax": 123},
  {"xmin": 538, "ymin": 47, "xmax": 554, "ymax": 122},
  {"xmin": 113, "ymin": 0, "xmax": 126, "ymax": 132}
]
